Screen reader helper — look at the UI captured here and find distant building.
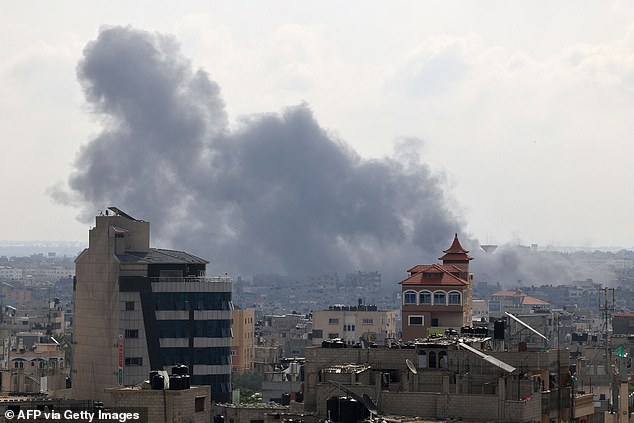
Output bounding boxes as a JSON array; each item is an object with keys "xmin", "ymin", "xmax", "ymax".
[
  {"xmin": 489, "ymin": 288, "xmax": 550, "ymax": 318},
  {"xmin": 0, "ymin": 266, "xmax": 22, "ymax": 280},
  {"xmin": 5, "ymin": 340, "xmax": 66, "ymax": 394},
  {"xmin": 471, "ymin": 298, "xmax": 489, "ymax": 323},
  {"xmin": 613, "ymin": 313, "xmax": 634, "ymax": 335},
  {"xmin": 311, "ymin": 304, "xmax": 397, "ymax": 346},
  {"xmin": 232, "ymin": 306, "xmax": 255, "ymax": 373},
  {"xmin": 73, "ymin": 208, "xmax": 232, "ymax": 403},
  {"xmin": 400, "ymin": 234, "xmax": 473, "ymax": 341},
  {"xmin": 257, "ymin": 313, "xmax": 313, "ymax": 359}
]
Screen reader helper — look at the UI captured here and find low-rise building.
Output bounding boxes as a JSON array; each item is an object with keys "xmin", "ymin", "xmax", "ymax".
[
  {"xmin": 311, "ymin": 305, "xmax": 397, "ymax": 346},
  {"xmin": 303, "ymin": 336, "xmax": 584, "ymax": 423}
]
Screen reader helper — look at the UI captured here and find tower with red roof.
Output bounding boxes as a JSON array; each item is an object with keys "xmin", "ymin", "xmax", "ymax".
[{"xmin": 400, "ymin": 234, "xmax": 473, "ymax": 341}]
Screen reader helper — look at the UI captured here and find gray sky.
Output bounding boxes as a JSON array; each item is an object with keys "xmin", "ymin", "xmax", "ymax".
[{"xmin": 2, "ymin": 1, "xmax": 634, "ymax": 251}]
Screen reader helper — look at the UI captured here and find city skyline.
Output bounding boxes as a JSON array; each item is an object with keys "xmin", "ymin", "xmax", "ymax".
[{"xmin": 3, "ymin": 2, "xmax": 634, "ymax": 253}]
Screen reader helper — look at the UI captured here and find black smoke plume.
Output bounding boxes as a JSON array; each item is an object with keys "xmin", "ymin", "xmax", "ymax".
[
  {"xmin": 54, "ymin": 26, "xmax": 604, "ymax": 288},
  {"xmin": 55, "ymin": 26, "xmax": 464, "ymax": 280}
]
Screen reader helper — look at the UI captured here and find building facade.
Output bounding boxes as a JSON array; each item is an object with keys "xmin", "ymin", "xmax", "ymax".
[
  {"xmin": 400, "ymin": 234, "xmax": 473, "ymax": 341},
  {"xmin": 72, "ymin": 208, "xmax": 232, "ymax": 403},
  {"xmin": 231, "ymin": 306, "xmax": 255, "ymax": 373},
  {"xmin": 311, "ymin": 305, "xmax": 397, "ymax": 346}
]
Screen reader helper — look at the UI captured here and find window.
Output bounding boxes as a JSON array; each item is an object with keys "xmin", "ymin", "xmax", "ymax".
[
  {"xmin": 448, "ymin": 291, "xmax": 461, "ymax": 305},
  {"xmin": 439, "ymin": 351, "xmax": 448, "ymax": 368},
  {"xmin": 408, "ymin": 315, "xmax": 424, "ymax": 326},
  {"xmin": 195, "ymin": 396, "xmax": 206, "ymax": 412},
  {"xmin": 125, "ymin": 329, "xmax": 139, "ymax": 338},
  {"xmin": 404, "ymin": 290, "xmax": 417, "ymax": 305},
  {"xmin": 419, "ymin": 291, "xmax": 432, "ymax": 304},
  {"xmin": 124, "ymin": 357, "xmax": 143, "ymax": 366},
  {"xmin": 125, "ymin": 301, "xmax": 135, "ymax": 311},
  {"xmin": 328, "ymin": 318, "xmax": 339, "ymax": 325},
  {"xmin": 312, "ymin": 329, "xmax": 323, "ymax": 338},
  {"xmin": 431, "ymin": 318, "xmax": 439, "ymax": 327},
  {"xmin": 418, "ymin": 351, "xmax": 427, "ymax": 368},
  {"xmin": 433, "ymin": 291, "xmax": 446, "ymax": 305},
  {"xmin": 362, "ymin": 318, "xmax": 373, "ymax": 325},
  {"xmin": 428, "ymin": 351, "xmax": 437, "ymax": 368}
]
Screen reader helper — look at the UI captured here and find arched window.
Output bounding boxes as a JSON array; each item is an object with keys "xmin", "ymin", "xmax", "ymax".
[
  {"xmin": 433, "ymin": 291, "xmax": 446, "ymax": 305},
  {"xmin": 428, "ymin": 351, "xmax": 437, "ymax": 368},
  {"xmin": 418, "ymin": 351, "xmax": 427, "ymax": 368},
  {"xmin": 419, "ymin": 290, "xmax": 432, "ymax": 304},
  {"xmin": 448, "ymin": 291, "xmax": 462, "ymax": 305},
  {"xmin": 439, "ymin": 351, "xmax": 448, "ymax": 368},
  {"xmin": 404, "ymin": 290, "xmax": 417, "ymax": 305}
]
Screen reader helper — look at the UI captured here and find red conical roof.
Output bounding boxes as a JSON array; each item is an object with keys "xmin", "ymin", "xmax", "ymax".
[{"xmin": 438, "ymin": 233, "xmax": 473, "ymax": 262}]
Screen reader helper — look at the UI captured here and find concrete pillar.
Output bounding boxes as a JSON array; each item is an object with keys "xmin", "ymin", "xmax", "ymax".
[
  {"xmin": 498, "ymin": 377, "xmax": 506, "ymax": 401},
  {"xmin": 442, "ymin": 375, "xmax": 449, "ymax": 393}
]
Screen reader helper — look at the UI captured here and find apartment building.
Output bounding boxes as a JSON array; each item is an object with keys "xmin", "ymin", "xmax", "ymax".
[{"xmin": 311, "ymin": 304, "xmax": 397, "ymax": 346}]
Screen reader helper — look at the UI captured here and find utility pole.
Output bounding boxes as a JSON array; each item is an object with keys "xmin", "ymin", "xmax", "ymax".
[{"xmin": 598, "ymin": 287, "xmax": 616, "ymax": 412}]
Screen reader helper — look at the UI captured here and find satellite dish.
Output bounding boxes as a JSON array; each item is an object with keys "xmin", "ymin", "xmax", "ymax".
[
  {"xmin": 405, "ymin": 359, "xmax": 418, "ymax": 374},
  {"xmin": 362, "ymin": 393, "xmax": 378, "ymax": 413}
]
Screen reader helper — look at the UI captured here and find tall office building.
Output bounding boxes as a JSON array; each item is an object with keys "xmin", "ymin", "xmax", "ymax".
[{"xmin": 72, "ymin": 208, "xmax": 232, "ymax": 402}]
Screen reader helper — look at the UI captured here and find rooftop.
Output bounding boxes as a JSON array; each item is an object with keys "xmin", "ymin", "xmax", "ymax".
[{"xmin": 116, "ymin": 248, "xmax": 208, "ymax": 265}]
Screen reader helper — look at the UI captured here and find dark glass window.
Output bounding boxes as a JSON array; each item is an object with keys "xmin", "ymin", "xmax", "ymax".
[
  {"xmin": 124, "ymin": 357, "xmax": 143, "ymax": 366},
  {"xmin": 154, "ymin": 292, "xmax": 231, "ymax": 311},
  {"xmin": 161, "ymin": 347, "xmax": 231, "ymax": 366},
  {"xmin": 157, "ymin": 319, "xmax": 232, "ymax": 338},
  {"xmin": 195, "ymin": 397, "xmax": 206, "ymax": 412},
  {"xmin": 125, "ymin": 329, "xmax": 139, "ymax": 338}
]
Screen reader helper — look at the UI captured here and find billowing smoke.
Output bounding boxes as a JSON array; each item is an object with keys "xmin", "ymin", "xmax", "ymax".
[
  {"xmin": 54, "ymin": 26, "xmax": 606, "ymax": 288},
  {"xmin": 54, "ymin": 26, "xmax": 465, "ymax": 280}
]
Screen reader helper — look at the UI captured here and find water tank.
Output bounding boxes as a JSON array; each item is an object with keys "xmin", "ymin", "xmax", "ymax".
[
  {"xmin": 169, "ymin": 375, "xmax": 183, "ymax": 390},
  {"xmin": 340, "ymin": 398, "xmax": 366, "ymax": 423},
  {"xmin": 150, "ymin": 372, "xmax": 165, "ymax": 390},
  {"xmin": 326, "ymin": 396, "xmax": 342, "ymax": 422},
  {"xmin": 281, "ymin": 393, "xmax": 290, "ymax": 405},
  {"xmin": 172, "ymin": 364, "xmax": 189, "ymax": 376},
  {"xmin": 494, "ymin": 320, "xmax": 505, "ymax": 340},
  {"xmin": 181, "ymin": 374, "xmax": 191, "ymax": 389}
]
